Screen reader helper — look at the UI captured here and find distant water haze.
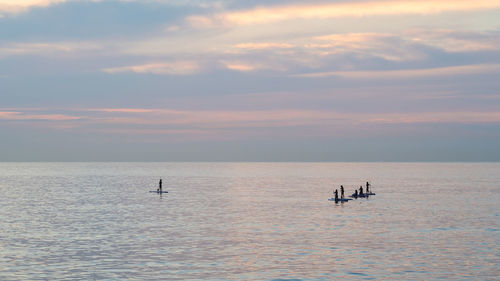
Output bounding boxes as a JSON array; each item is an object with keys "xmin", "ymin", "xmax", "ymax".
[
  {"xmin": 2, "ymin": 137, "xmax": 500, "ymax": 162},
  {"xmin": 0, "ymin": 162, "xmax": 498, "ymax": 280}
]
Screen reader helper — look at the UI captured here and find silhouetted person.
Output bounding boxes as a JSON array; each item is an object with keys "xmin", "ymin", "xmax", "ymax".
[
  {"xmin": 353, "ymin": 190, "xmax": 358, "ymax": 198},
  {"xmin": 340, "ymin": 185, "xmax": 345, "ymax": 199},
  {"xmin": 366, "ymin": 181, "xmax": 371, "ymax": 193},
  {"xmin": 359, "ymin": 186, "xmax": 364, "ymax": 196},
  {"xmin": 159, "ymin": 179, "xmax": 162, "ymax": 193},
  {"xmin": 334, "ymin": 189, "xmax": 339, "ymax": 202}
]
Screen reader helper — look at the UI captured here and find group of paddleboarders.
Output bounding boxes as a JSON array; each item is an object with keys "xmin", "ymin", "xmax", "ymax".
[{"xmin": 333, "ymin": 181, "xmax": 373, "ymax": 202}]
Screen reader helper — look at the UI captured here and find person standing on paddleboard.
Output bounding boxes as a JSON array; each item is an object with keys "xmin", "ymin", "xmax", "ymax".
[
  {"xmin": 334, "ymin": 189, "xmax": 339, "ymax": 202},
  {"xmin": 159, "ymin": 178, "xmax": 162, "ymax": 193},
  {"xmin": 366, "ymin": 181, "xmax": 371, "ymax": 193},
  {"xmin": 340, "ymin": 185, "xmax": 345, "ymax": 199}
]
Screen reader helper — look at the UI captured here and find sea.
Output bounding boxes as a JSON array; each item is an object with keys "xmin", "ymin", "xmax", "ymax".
[{"xmin": 0, "ymin": 162, "xmax": 498, "ymax": 280}]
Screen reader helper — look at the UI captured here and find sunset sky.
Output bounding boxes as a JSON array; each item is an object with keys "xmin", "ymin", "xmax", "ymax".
[{"xmin": 1, "ymin": 0, "xmax": 499, "ymax": 161}]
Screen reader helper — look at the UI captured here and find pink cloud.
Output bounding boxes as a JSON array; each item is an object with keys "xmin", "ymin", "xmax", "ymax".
[
  {"xmin": 85, "ymin": 108, "xmax": 157, "ymax": 113},
  {"xmin": 0, "ymin": 111, "xmax": 81, "ymax": 121},
  {"xmin": 221, "ymin": 60, "xmax": 287, "ymax": 72},
  {"xmin": 3, "ymin": 108, "xmax": 500, "ymax": 142},
  {"xmin": 365, "ymin": 112, "xmax": 500, "ymax": 124},
  {"xmin": 79, "ymin": 108, "xmax": 500, "ymax": 128}
]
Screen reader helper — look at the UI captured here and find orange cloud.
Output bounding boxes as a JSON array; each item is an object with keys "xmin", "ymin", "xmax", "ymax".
[
  {"xmin": 224, "ymin": 63, "xmax": 257, "ymax": 72},
  {"xmin": 314, "ymin": 33, "xmax": 390, "ymax": 44},
  {"xmin": 405, "ymin": 29, "xmax": 500, "ymax": 52},
  {"xmin": 196, "ymin": 0, "xmax": 500, "ymax": 26},
  {"xmin": 0, "ymin": 0, "xmax": 66, "ymax": 15},
  {"xmin": 305, "ymin": 32, "xmax": 423, "ymax": 61},
  {"xmin": 233, "ymin": 42, "xmax": 294, "ymax": 50},
  {"xmin": 221, "ymin": 60, "xmax": 286, "ymax": 72},
  {"xmin": 0, "ymin": 42, "xmax": 100, "ymax": 58},
  {"xmin": 295, "ymin": 64, "xmax": 500, "ymax": 79},
  {"xmin": 102, "ymin": 61, "xmax": 201, "ymax": 75}
]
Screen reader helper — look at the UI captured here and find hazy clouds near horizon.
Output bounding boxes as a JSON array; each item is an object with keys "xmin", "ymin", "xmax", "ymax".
[{"xmin": 1, "ymin": 0, "xmax": 500, "ymax": 161}]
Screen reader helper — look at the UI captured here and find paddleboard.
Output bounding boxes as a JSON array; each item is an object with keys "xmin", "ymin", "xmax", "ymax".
[
  {"xmin": 350, "ymin": 193, "xmax": 373, "ymax": 198},
  {"xmin": 149, "ymin": 191, "xmax": 168, "ymax": 194},
  {"xmin": 328, "ymin": 198, "xmax": 351, "ymax": 202}
]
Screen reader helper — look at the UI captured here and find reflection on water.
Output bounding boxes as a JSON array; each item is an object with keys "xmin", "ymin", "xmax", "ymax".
[{"xmin": 0, "ymin": 162, "xmax": 499, "ymax": 280}]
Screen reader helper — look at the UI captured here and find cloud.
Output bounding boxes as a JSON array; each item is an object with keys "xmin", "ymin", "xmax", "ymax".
[
  {"xmin": 223, "ymin": 62, "xmax": 259, "ymax": 72},
  {"xmin": 93, "ymin": 128, "xmax": 225, "ymax": 139},
  {"xmin": 295, "ymin": 64, "xmax": 500, "ymax": 79},
  {"xmin": 233, "ymin": 42, "xmax": 294, "ymax": 50},
  {"xmin": 7, "ymin": 107, "xmax": 500, "ymax": 127},
  {"xmin": 307, "ymin": 32, "xmax": 424, "ymax": 61},
  {"xmin": 86, "ymin": 108, "xmax": 157, "ymax": 113},
  {"xmin": 186, "ymin": 14, "xmax": 220, "ymax": 29},
  {"xmin": 216, "ymin": 33, "xmax": 425, "ymax": 73},
  {"xmin": 366, "ymin": 112, "xmax": 500, "ymax": 124},
  {"xmin": 0, "ymin": 0, "xmax": 66, "ymax": 15},
  {"xmin": 102, "ymin": 61, "xmax": 201, "ymax": 75},
  {"xmin": 0, "ymin": 0, "xmax": 218, "ymax": 16},
  {"xmin": 3, "ymin": 107, "xmax": 500, "ymax": 142},
  {"xmin": 0, "ymin": 41, "xmax": 101, "ymax": 58},
  {"xmin": 0, "ymin": 111, "xmax": 81, "ymax": 121},
  {"xmin": 191, "ymin": 0, "xmax": 500, "ymax": 26},
  {"xmin": 221, "ymin": 60, "xmax": 286, "ymax": 72},
  {"xmin": 80, "ymin": 109, "xmax": 500, "ymax": 134},
  {"xmin": 405, "ymin": 29, "xmax": 500, "ymax": 53},
  {"xmin": 121, "ymin": 29, "xmax": 497, "ymax": 76}
]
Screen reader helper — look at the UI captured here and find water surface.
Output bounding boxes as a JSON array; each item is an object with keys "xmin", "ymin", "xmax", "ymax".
[{"xmin": 0, "ymin": 162, "xmax": 499, "ymax": 280}]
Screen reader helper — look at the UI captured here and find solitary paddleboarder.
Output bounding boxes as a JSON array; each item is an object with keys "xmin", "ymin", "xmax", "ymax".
[{"xmin": 159, "ymin": 178, "xmax": 162, "ymax": 193}]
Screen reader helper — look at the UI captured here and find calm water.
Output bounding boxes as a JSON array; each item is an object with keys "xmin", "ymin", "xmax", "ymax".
[{"xmin": 0, "ymin": 162, "xmax": 499, "ymax": 280}]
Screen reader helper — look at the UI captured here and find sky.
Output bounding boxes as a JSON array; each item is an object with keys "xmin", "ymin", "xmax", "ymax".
[{"xmin": 1, "ymin": 0, "xmax": 500, "ymax": 161}]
